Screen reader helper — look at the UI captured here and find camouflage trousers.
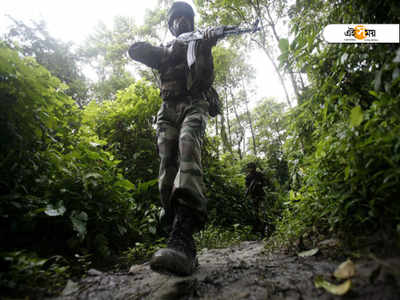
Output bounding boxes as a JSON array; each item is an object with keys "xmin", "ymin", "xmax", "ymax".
[{"xmin": 156, "ymin": 95, "xmax": 209, "ymax": 232}]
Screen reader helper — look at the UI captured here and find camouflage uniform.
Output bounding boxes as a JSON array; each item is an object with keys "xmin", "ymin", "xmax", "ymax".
[
  {"xmin": 245, "ymin": 163, "xmax": 270, "ymax": 235},
  {"xmin": 129, "ymin": 32, "xmax": 216, "ymax": 231}
]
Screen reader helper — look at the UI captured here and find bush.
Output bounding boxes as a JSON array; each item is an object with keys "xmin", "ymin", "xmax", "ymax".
[
  {"xmin": 0, "ymin": 45, "xmax": 161, "ymax": 264},
  {"xmin": 0, "ymin": 251, "xmax": 70, "ymax": 298},
  {"xmin": 274, "ymin": 0, "xmax": 400, "ymax": 247},
  {"xmin": 195, "ymin": 224, "xmax": 256, "ymax": 250}
]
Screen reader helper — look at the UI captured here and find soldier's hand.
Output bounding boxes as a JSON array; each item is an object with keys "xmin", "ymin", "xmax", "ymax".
[
  {"xmin": 223, "ymin": 25, "xmax": 238, "ymax": 31},
  {"xmin": 204, "ymin": 27, "xmax": 219, "ymax": 41},
  {"xmin": 204, "ymin": 25, "xmax": 238, "ymax": 41}
]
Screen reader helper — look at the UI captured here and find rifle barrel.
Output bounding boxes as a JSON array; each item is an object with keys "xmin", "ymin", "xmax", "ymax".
[{"xmin": 224, "ymin": 27, "xmax": 260, "ymax": 37}]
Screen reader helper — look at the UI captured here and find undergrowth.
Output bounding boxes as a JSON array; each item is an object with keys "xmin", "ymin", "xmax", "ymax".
[{"xmin": 195, "ymin": 224, "xmax": 257, "ymax": 250}]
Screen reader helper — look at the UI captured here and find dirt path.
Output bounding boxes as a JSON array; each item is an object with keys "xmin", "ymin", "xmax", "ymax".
[{"xmin": 53, "ymin": 241, "xmax": 399, "ymax": 300}]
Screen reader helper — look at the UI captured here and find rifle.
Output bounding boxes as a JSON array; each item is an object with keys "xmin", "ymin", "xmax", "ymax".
[
  {"xmin": 177, "ymin": 20, "xmax": 261, "ymax": 68},
  {"xmin": 177, "ymin": 19, "xmax": 261, "ymax": 43}
]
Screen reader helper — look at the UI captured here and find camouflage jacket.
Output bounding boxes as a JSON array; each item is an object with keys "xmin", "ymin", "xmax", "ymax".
[
  {"xmin": 128, "ymin": 36, "xmax": 216, "ymax": 100},
  {"xmin": 246, "ymin": 170, "xmax": 268, "ymax": 198}
]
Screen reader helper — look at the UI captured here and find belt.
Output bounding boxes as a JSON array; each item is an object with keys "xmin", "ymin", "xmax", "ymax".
[{"xmin": 161, "ymin": 90, "xmax": 206, "ymax": 102}]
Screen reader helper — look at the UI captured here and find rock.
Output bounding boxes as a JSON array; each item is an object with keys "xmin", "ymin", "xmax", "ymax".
[
  {"xmin": 318, "ymin": 238, "xmax": 340, "ymax": 248},
  {"xmin": 87, "ymin": 269, "xmax": 103, "ymax": 276},
  {"xmin": 61, "ymin": 280, "xmax": 79, "ymax": 296},
  {"xmin": 129, "ymin": 262, "xmax": 149, "ymax": 274},
  {"xmin": 153, "ymin": 279, "xmax": 199, "ymax": 299},
  {"xmin": 333, "ymin": 259, "xmax": 356, "ymax": 279}
]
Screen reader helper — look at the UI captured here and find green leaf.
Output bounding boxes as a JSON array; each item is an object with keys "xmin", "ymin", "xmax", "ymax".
[
  {"xmin": 368, "ymin": 90, "xmax": 379, "ymax": 98},
  {"xmin": 393, "ymin": 48, "xmax": 400, "ymax": 63},
  {"xmin": 84, "ymin": 172, "xmax": 103, "ymax": 180},
  {"xmin": 45, "ymin": 202, "xmax": 66, "ymax": 216},
  {"xmin": 349, "ymin": 106, "xmax": 363, "ymax": 127},
  {"xmin": 117, "ymin": 225, "xmax": 127, "ymax": 235},
  {"xmin": 89, "ymin": 142, "xmax": 101, "ymax": 147},
  {"xmin": 392, "ymin": 68, "xmax": 399, "ymax": 81},
  {"xmin": 115, "ymin": 179, "xmax": 135, "ymax": 190},
  {"xmin": 87, "ymin": 151, "xmax": 101, "ymax": 160},
  {"xmin": 374, "ymin": 69, "xmax": 382, "ymax": 91},
  {"xmin": 340, "ymin": 53, "xmax": 349, "ymax": 64},
  {"xmin": 315, "ymin": 276, "xmax": 352, "ymax": 295},
  {"xmin": 298, "ymin": 248, "xmax": 319, "ymax": 257},
  {"xmin": 34, "ymin": 128, "xmax": 43, "ymax": 138},
  {"xmin": 149, "ymin": 226, "xmax": 157, "ymax": 235},
  {"xmin": 344, "ymin": 166, "xmax": 350, "ymax": 180},
  {"xmin": 70, "ymin": 211, "xmax": 88, "ymax": 240},
  {"xmin": 278, "ymin": 52, "xmax": 289, "ymax": 66},
  {"xmin": 334, "ymin": 259, "xmax": 356, "ymax": 279},
  {"xmin": 279, "ymin": 38, "xmax": 289, "ymax": 53}
]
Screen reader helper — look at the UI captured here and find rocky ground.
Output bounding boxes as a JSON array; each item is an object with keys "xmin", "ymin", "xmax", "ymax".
[{"xmin": 53, "ymin": 240, "xmax": 400, "ymax": 300}]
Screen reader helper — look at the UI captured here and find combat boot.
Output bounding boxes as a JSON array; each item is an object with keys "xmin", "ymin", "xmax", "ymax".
[{"xmin": 150, "ymin": 205, "xmax": 198, "ymax": 275}]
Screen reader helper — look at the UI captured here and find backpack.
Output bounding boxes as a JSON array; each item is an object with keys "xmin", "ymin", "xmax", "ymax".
[{"xmin": 204, "ymin": 86, "xmax": 221, "ymax": 117}]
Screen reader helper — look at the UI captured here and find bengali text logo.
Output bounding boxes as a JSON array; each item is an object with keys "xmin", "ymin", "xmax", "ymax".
[
  {"xmin": 344, "ymin": 25, "xmax": 376, "ymax": 40},
  {"xmin": 323, "ymin": 24, "xmax": 399, "ymax": 43}
]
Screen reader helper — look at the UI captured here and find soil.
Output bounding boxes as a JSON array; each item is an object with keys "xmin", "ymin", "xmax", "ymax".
[{"xmin": 52, "ymin": 241, "xmax": 400, "ymax": 300}]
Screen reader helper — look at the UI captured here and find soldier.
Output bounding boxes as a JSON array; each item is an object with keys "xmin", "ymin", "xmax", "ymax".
[
  {"xmin": 245, "ymin": 162, "xmax": 268, "ymax": 234},
  {"xmin": 128, "ymin": 1, "xmax": 219, "ymax": 275}
]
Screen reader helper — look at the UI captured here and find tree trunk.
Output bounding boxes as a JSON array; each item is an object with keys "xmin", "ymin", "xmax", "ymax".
[
  {"xmin": 220, "ymin": 112, "xmax": 232, "ymax": 154},
  {"xmin": 230, "ymin": 89, "xmax": 246, "ymax": 159},
  {"xmin": 242, "ymin": 84, "xmax": 257, "ymax": 156},
  {"xmin": 264, "ymin": 4, "xmax": 300, "ymax": 103},
  {"xmin": 246, "ymin": 105, "xmax": 257, "ymax": 156},
  {"xmin": 224, "ymin": 86, "xmax": 233, "ymax": 148},
  {"xmin": 247, "ymin": 0, "xmax": 293, "ymax": 107}
]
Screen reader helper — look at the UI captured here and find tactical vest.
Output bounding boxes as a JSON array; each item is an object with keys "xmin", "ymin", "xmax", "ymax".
[
  {"xmin": 128, "ymin": 39, "xmax": 221, "ymax": 116},
  {"xmin": 159, "ymin": 39, "xmax": 214, "ymax": 99}
]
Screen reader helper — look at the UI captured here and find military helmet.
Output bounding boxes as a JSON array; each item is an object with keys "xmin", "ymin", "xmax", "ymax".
[
  {"xmin": 167, "ymin": 1, "xmax": 195, "ymax": 35},
  {"xmin": 246, "ymin": 162, "xmax": 257, "ymax": 171}
]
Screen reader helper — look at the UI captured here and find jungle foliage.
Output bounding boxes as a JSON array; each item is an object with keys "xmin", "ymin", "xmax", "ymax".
[
  {"xmin": 0, "ymin": 45, "xmax": 162, "ymax": 296},
  {"xmin": 196, "ymin": 0, "xmax": 400, "ymax": 247},
  {"xmin": 275, "ymin": 0, "xmax": 400, "ymax": 246}
]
